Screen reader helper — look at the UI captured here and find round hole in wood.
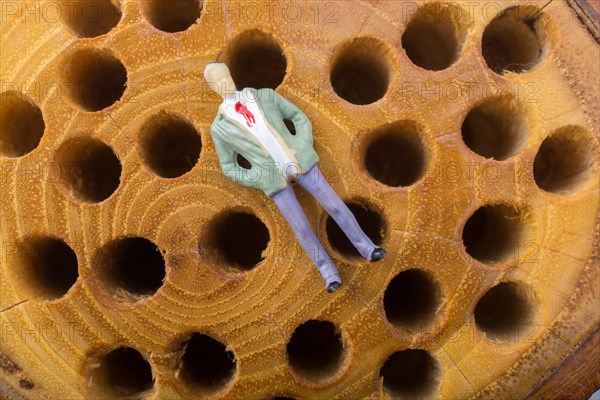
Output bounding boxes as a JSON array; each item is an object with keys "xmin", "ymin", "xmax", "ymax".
[
  {"xmin": 330, "ymin": 37, "xmax": 395, "ymax": 105},
  {"xmin": 61, "ymin": 47, "xmax": 127, "ymax": 111},
  {"xmin": 140, "ymin": 0, "xmax": 202, "ymax": 33},
  {"xmin": 379, "ymin": 349, "xmax": 442, "ymax": 399},
  {"xmin": 362, "ymin": 120, "xmax": 427, "ymax": 187},
  {"xmin": 402, "ymin": 2, "xmax": 470, "ymax": 71},
  {"xmin": 482, "ymin": 5, "xmax": 554, "ymax": 74},
  {"xmin": 201, "ymin": 210, "xmax": 270, "ymax": 272},
  {"xmin": 178, "ymin": 333, "xmax": 236, "ymax": 394},
  {"xmin": 87, "ymin": 346, "xmax": 154, "ymax": 398},
  {"xmin": 474, "ymin": 281, "xmax": 536, "ymax": 341},
  {"xmin": 54, "ymin": 136, "xmax": 122, "ymax": 203},
  {"xmin": 0, "ymin": 91, "xmax": 45, "ymax": 158},
  {"xmin": 59, "ymin": 0, "xmax": 121, "ymax": 38},
  {"xmin": 286, "ymin": 320, "xmax": 346, "ymax": 382},
  {"xmin": 222, "ymin": 29, "xmax": 287, "ymax": 90},
  {"xmin": 93, "ymin": 237, "xmax": 166, "ymax": 303},
  {"xmin": 12, "ymin": 236, "xmax": 78, "ymax": 300},
  {"xmin": 533, "ymin": 125, "xmax": 598, "ymax": 196},
  {"xmin": 384, "ymin": 269, "xmax": 443, "ymax": 332},
  {"xmin": 139, "ymin": 111, "xmax": 201, "ymax": 178},
  {"xmin": 461, "ymin": 95, "xmax": 528, "ymax": 160},
  {"xmin": 462, "ymin": 204, "xmax": 533, "ymax": 264}
]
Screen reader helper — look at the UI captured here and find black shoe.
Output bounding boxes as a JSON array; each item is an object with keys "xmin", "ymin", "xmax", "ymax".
[
  {"xmin": 327, "ymin": 281, "xmax": 342, "ymax": 293},
  {"xmin": 370, "ymin": 247, "xmax": 387, "ymax": 262}
]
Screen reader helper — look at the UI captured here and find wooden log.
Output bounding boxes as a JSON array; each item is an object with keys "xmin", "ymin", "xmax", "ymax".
[{"xmin": 1, "ymin": 0, "xmax": 598, "ymax": 398}]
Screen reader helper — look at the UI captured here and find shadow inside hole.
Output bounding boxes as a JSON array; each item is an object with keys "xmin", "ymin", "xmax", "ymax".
[
  {"xmin": 286, "ymin": 320, "xmax": 345, "ymax": 381},
  {"xmin": 401, "ymin": 2, "xmax": 470, "ymax": 71},
  {"xmin": 88, "ymin": 347, "xmax": 154, "ymax": 398},
  {"xmin": 179, "ymin": 333, "xmax": 236, "ymax": 394},
  {"xmin": 330, "ymin": 37, "xmax": 392, "ymax": 105},
  {"xmin": 363, "ymin": 121, "xmax": 427, "ymax": 187},
  {"xmin": 55, "ymin": 137, "xmax": 122, "ymax": 203},
  {"xmin": 61, "ymin": 48, "xmax": 127, "ymax": 111},
  {"xmin": 223, "ymin": 29, "xmax": 287, "ymax": 89},
  {"xmin": 59, "ymin": 0, "xmax": 122, "ymax": 38},
  {"xmin": 236, "ymin": 153, "xmax": 252, "ymax": 169},
  {"xmin": 284, "ymin": 118, "xmax": 296, "ymax": 135},
  {"xmin": 533, "ymin": 126, "xmax": 598, "ymax": 195},
  {"xmin": 139, "ymin": 111, "xmax": 202, "ymax": 178},
  {"xmin": 461, "ymin": 96, "xmax": 528, "ymax": 160},
  {"xmin": 326, "ymin": 201, "xmax": 385, "ymax": 259},
  {"xmin": 0, "ymin": 92, "xmax": 45, "ymax": 158},
  {"xmin": 474, "ymin": 281, "xmax": 535, "ymax": 341},
  {"xmin": 380, "ymin": 349, "xmax": 442, "ymax": 399},
  {"xmin": 384, "ymin": 269, "xmax": 442, "ymax": 332},
  {"xmin": 203, "ymin": 211, "xmax": 270, "ymax": 272},
  {"xmin": 16, "ymin": 236, "xmax": 78, "ymax": 300},
  {"xmin": 462, "ymin": 204, "xmax": 529, "ymax": 264},
  {"xmin": 140, "ymin": 0, "xmax": 202, "ymax": 33},
  {"xmin": 94, "ymin": 237, "xmax": 165, "ymax": 302},
  {"xmin": 482, "ymin": 6, "xmax": 553, "ymax": 74}
]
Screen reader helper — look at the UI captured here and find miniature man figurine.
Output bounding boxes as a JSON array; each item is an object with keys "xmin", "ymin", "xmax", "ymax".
[{"xmin": 204, "ymin": 63, "xmax": 386, "ymax": 293}]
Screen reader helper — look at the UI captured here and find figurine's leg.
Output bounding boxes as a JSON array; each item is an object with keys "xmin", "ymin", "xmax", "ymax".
[
  {"xmin": 271, "ymin": 183, "xmax": 342, "ymax": 291},
  {"xmin": 296, "ymin": 164, "xmax": 380, "ymax": 260}
]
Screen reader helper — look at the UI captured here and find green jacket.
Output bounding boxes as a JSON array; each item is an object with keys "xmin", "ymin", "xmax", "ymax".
[{"xmin": 210, "ymin": 88, "xmax": 319, "ymax": 196}]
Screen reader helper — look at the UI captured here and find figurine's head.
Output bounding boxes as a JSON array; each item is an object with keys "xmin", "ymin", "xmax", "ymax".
[{"xmin": 204, "ymin": 62, "xmax": 237, "ymax": 98}]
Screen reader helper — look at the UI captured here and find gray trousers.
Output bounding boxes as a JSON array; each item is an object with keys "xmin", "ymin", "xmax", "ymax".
[{"xmin": 271, "ymin": 164, "xmax": 377, "ymax": 287}]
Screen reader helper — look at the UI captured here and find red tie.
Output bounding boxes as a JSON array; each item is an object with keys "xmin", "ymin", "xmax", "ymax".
[{"xmin": 235, "ymin": 102, "xmax": 256, "ymax": 127}]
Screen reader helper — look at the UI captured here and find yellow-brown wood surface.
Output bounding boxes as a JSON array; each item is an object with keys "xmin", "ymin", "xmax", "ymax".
[{"xmin": 1, "ymin": 0, "xmax": 599, "ymax": 399}]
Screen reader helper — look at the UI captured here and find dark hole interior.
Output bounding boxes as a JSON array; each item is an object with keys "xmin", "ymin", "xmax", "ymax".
[
  {"xmin": 236, "ymin": 153, "xmax": 252, "ymax": 170},
  {"xmin": 284, "ymin": 118, "xmax": 296, "ymax": 135},
  {"xmin": 0, "ymin": 92, "xmax": 45, "ymax": 158},
  {"xmin": 59, "ymin": 0, "xmax": 122, "ymax": 38},
  {"xmin": 402, "ymin": 3, "xmax": 468, "ymax": 71},
  {"xmin": 286, "ymin": 320, "xmax": 345, "ymax": 380},
  {"xmin": 55, "ymin": 137, "xmax": 122, "ymax": 203},
  {"xmin": 462, "ymin": 204, "xmax": 525, "ymax": 263},
  {"xmin": 224, "ymin": 29, "xmax": 287, "ymax": 89},
  {"xmin": 330, "ymin": 38, "xmax": 391, "ymax": 105},
  {"xmin": 482, "ymin": 6, "xmax": 549, "ymax": 74},
  {"xmin": 95, "ymin": 237, "xmax": 165, "ymax": 301},
  {"xmin": 533, "ymin": 126, "xmax": 596, "ymax": 195},
  {"xmin": 141, "ymin": 0, "xmax": 202, "ymax": 33},
  {"xmin": 92, "ymin": 347, "xmax": 154, "ymax": 397},
  {"xmin": 380, "ymin": 349, "xmax": 441, "ymax": 399},
  {"xmin": 474, "ymin": 281, "xmax": 534, "ymax": 341},
  {"xmin": 205, "ymin": 211, "xmax": 270, "ymax": 271},
  {"xmin": 179, "ymin": 333, "xmax": 236, "ymax": 393},
  {"xmin": 19, "ymin": 236, "xmax": 78, "ymax": 300},
  {"xmin": 461, "ymin": 96, "xmax": 527, "ymax": 160},
  {"xmin": 326, "ymin": 201, "xmax": 385, "ymax": 259},
  {"xmin": 62, "ymin": 48, "xmax": 127, "ymax": 111},
  {"xmin": 364, "ymin": 122, "xmax": 426, "ymax": 187},
  {"xmin": 384, "ymin": 269, "xmax": 442, "ymax": 331},
  {"xmin": 139, "ymin": 111, "xmax": 201, "ymax": 178}
]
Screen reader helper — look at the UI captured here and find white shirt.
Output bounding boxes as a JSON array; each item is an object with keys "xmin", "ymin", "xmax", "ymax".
[{"xmin": 219, "ymin": 89, "xmax": 300, "ymax": 180}]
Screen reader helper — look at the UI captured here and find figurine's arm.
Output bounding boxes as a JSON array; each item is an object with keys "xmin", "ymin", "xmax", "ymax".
[
  {"xmin": 210, "ymin": 117, "xmax": 267, "ymax": 190},
  {"xmin": 270, "ymin": 90, "xmax": 314, "ymax": 145},
  {"xmin": 211, "ymin": 120, "xmax": 252, "ymax": 185}
]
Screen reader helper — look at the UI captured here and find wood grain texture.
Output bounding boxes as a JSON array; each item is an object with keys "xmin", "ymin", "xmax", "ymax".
[
  {"xmin": 1, "ymin": 0, "xmax": 599, "ymax": 399},
  {"xmin": 529, "ymin": 327, "xmax": 600, "ymax": 400}
]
